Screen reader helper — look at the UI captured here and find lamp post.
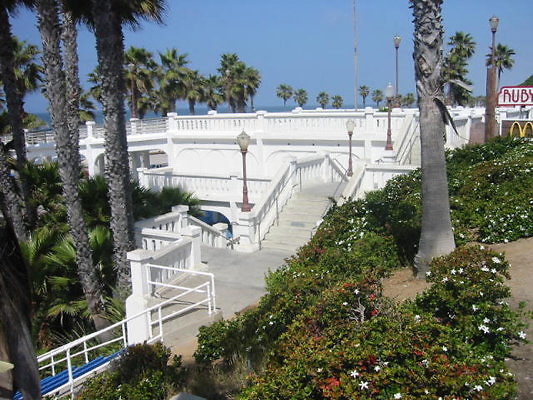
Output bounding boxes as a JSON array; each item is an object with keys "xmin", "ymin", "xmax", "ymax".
[
  {"xmin": 485, "ymin": 16, "xmax": 499, "ymax": 141},
  {"xmin": 237, "ymin": 130, "xmax": 251, "ymax": 212},
  {"xmin": 393, "ymin": 35, "xmax": 401, "ymax": 99},
  {"xmin": 384, "ymin": 83, "xmax": 394, "ymax": 151},
  {"xmin": 128, "ymin": 63, "xmax": 137, "ymax": 119},
  {"xmin": 346, "ymin": 119, "xmax": 355, "ymax": 176}
]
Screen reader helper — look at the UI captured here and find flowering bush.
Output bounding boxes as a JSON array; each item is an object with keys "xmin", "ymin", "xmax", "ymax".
[
  {"xmin": 414, "ymin": 246, "xmax": 528, "ymax": 359},
  {"xmin": 239, "ymin": 248, "xmax": 526, "ymax": 400}
]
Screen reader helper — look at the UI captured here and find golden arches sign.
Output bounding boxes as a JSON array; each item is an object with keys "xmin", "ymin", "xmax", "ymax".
[{"xmin": 508, "ymin": 121, "xmax": 533, "ymax": 138}]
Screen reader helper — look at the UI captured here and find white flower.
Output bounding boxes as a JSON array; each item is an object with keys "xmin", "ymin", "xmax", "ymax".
[
  {"xmin": 421, "ymin": 359, "xmax": 429, "ymax": 367},
  {"xmin": 343, "ymin": 302, "xmax": 348, "ymax": 306},
  {"xmin": 374, "ymin": 365, "xmax": 381, "ymax": 372},
  {"xmin": 414, "ymin": 314, "xmax": 421, "ymax": 322},
  {"xmin": 350, "ymin": 370, "xmax": 359, "ymax": 378},
  {"xmin": 481, "ymin": 266, "xmax": 490, "ymax": 272},
  {"xmin": 478, "ymin": 325, "xmax": 490, "ymax": 334},
  {"xmin": 394, "ymin": 393, "xmax": 402, "ymax": 399},
  {"xmin": 472, "ymin": 305, "xmax": 479, "ymax": 312},
  {"xmin": 451, "ymin": 268, "xmax": 457, "ymax": 275},
  {"xmin": 359, "ymin": 381, "xmax": 369, "ymax": 390},
  {"xmin": 317, "ymin": 368, "xmax": 323, "ymax": 373},
  {"xmin": 492, "ymin": 257, "xmax": 501, "ymax": 264},
  {"xmin": 491, "ymin": 268, "xmax": 497, "ymax": 273},
  {"xmin": 442, "ymin": 346, "xmax": 448, "ymax": 352},
  {"xmin": 424, "ymin": 389, "xmax": 429, "ymax": 394},
  {"xmin": 442, "ymin": 277, "xmax": 449, "ymax": 283},
  {"xmin": 354, "ymin": 289, "xmax": 360, "ymax": 295},
  {"xmin": 486, "ymin": 376, "xmax": 496, "ymax": 386},
  {"xmin": 474, "ymin": 384, "xmax": 483, "ymax": 391},
  {"xmin": 426, "ymin": 271, "xmax": 431, "ymax": 277},
  {"xmin": 518, "ymin": 331, "xmax": 527, "ymax": 339},
  {"xmin": 458, "ymin": 268, "xmax": 464, "ymax": 274}
]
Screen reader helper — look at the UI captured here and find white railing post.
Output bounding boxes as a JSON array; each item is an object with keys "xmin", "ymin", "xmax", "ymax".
[
  {"xmin": 171, "ymin": 205, "xmax": 190, "ymax": 231},
  {"xmin": 167, "ymin": 112, "xmax": 178, "ymax": 132},
  {"xmin": 212, "ymin": 223, "xmax": 228, "ymax": 247},
  {"xmin": 86, "ymin": 120, "xmax": 95, "ymax": 138},
  {"xmin": 125, "ymin": 249, "xmax": 152, "ymax": 344},
  {"xmin": 181, "ymin": 225, "xmax": 201, "ymax": 268},
  {"xmin": 130, "ymin": 118, "xmax": 140, "ymax": 135}
]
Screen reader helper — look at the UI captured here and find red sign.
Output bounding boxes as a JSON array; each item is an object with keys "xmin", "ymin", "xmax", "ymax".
[{"xmin": 498, "ymin": 86, "xmax": 533, "ymax": 106}]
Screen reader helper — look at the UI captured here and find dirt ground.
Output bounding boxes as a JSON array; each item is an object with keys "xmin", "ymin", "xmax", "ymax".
[{"xmin": 382, "ymin": 238, "xmax": 533, "ymax": 400}]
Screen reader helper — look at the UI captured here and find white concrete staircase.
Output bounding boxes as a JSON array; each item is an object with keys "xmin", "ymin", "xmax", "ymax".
[{"xmin": 260, "ymin": 181, "xmax": 340, "ymax": 252}]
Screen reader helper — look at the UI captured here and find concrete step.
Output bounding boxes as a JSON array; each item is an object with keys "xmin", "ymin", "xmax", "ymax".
[{"xmin": 265, "ymin": 228, "xmax": 312, "ymax": 243}]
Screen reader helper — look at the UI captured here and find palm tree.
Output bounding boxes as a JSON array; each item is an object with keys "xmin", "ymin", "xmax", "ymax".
[
  {"xmin": 276, "ymin": 83, "xmax": 293, "ymax": 107},
  {"xmin": 203, "ymin": 74, "xmax": 224, "ymax": 111},
  {"xmin": 293, "ymin": 88, "xmax": 308, "ymax": 107},
  {"xmin": 444, "ymin": 31, "xmax": 476, "ymax": 105},
  {"xmin": 411, "ymin": 0, "xmax": 455, "ymax": 278},
  {"xmin": 371, "ymin": 89, "xmax": 383, "ymax": 108},
  {"xmin": 401, "ymin": 92, "xmax": 416, "ymax": 107},
  {"xmin": 0, "ymin": 223, "xmax": 40, "ymax": 399},
  {"xmin": 182, "ymin": 69, "xmax": 204, "ymax": 115},
  {"xmin": 218, "ymin": 53, "xmax": 239, "ymax": 112},
  {"xmin": 486, "ymin": 43, "xmax": 515, "ymax": 84},
  {"xmin": 332, "ymin": 95, "xmax": 343, "ymax": 109},
  {"xmin": 124, "ymin": 46, "xmax": 156, "ymax": 119},
  {"xmin": 36, "ymin": 0, "xmax": 111, "ymax": 333},
  {"xmin": 316, "ymin": 91, "xmax": 329, "ymax": 109},
  {"xmin": 359, "ymin": 85, "xmax": 370, "ymax": 107},
  {"xmin": 244, "ymin": 67, "xmax": 261, "ymax": 112},
  {"xmin": 88, "ymin": 0, "xmax": 167, "ymax": 297},
  {"xmin": 0, "ymin": 1, "xmax": 38, "ymax": 232},
  {"xmin": 156, "ymin": 48, "xmax": 189, "ymax": 114}
]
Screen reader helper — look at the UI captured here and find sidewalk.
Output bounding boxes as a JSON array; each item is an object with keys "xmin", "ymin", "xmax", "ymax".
[{"xmin": 166, "ymin": 245, "xmax": 293, "ymax": 361}]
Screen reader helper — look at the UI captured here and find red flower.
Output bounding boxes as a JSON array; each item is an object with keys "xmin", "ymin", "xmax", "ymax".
[
  {"xmin": 371, "ymin": 309, "xmax": 379, "ymax": 316},
  {"xmin": 369, "ymin": 293, "xmax": 377, "ymax": 301}
]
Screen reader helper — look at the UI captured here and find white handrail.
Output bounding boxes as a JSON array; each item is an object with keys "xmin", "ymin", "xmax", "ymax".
[{"xmin": 36, "ymin": 269, "xmax": 216, "ymax": 397}]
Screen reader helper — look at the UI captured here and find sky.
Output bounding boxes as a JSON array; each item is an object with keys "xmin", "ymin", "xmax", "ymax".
[{"xmin": 9, "ymin": 0, "xmax": 533, "ymax": 113}]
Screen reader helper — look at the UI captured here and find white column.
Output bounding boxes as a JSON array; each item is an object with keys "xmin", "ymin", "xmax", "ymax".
[
  {"xmin": 125, "ymin": 249, "xmax": 152, "ymax": 344},
  {"xmin": 86, "ymin": 120, "xmax": 95, "ymax": 138},
  {"xmin": 181, "ymin": 226, "xmax": 202, "ymax": 268},
  {"xmin": 167, "ymin": 112, "xmax": 178, "ymax": 132}
]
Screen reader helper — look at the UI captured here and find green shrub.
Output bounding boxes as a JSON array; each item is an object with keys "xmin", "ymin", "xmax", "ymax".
[
  {"xmin": 414, "ymin": 246, "xmax": 528, "ymax": 359},
  {"xmin": 77, "ymin": 343, "xmax": 184, "ymax": 400}
]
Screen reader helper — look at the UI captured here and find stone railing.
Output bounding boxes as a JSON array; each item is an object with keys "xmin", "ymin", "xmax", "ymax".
[
  {"xmin": 136, "ymin": 167, "xmax": 271, "ymax": 203},
  {"xmin": 233, "ymin": 153, "xmax": 347, "ymax": 250}
]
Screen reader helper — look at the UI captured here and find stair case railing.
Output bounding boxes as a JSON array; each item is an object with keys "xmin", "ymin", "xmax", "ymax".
[{"xmin": 34, "ymin": 270, "xmax": 215, "ymax": 398}]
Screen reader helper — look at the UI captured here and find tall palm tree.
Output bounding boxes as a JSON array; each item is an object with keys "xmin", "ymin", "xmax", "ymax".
[
  {"xmin": 0, "ymin": 1, "xmax": 37, "ymax": 233},
  {"xmin": 332, "ymin": 95, "xmax": 343, "ymax": 109},
  {"xmin": 218, "ymin": 52, "xmax": 239, "ymax": 112},
  {"xmin": 316, "ymin": 91, "xmax": 329, "ymax": 109},
  {"xmin": 486, "ymin": 43, "xmax": 515, "ymax": 84},
  {"xmin": 293, "ymin": 88, "xmax": 308, "ymax": 107},
  {"xmin": 444, "ymin": 32, "xmax": 476, "ymax": 105},
  {"xmin": 181, "ymin": 68, "xmax": 204, "ymax": 115},
  {"xmin": 276, "ymin": 83, "xmax": 293, "ymax": 107},
  {"xmin": 411, "ymin": 0, "xmax": 455, "ymax": 278},
  {"xmin": 244, "ymin": 66, "xmax": 261, "ymax": 112},
  {"xmin": 88, "ymin": 0, "xmax": 166, "ymax": 297},
  {"xmin": 36, "ymin": 0, "xmax": 110, "ymax": 333},
  {"xmin": 0, "ymin": 223, "xmax": 40, "ymax": 400},
  {"xmin": 203, "ymin": 74, "xmax": 224, "ymax": 111},
  {"xmin": 157, "ymin": 48, "xmax": 189, "ymax": 114},
  {"xmin": 371, "ymin": 89, "xmax": 383, "ymax": 108},
  {"xmin": 359, "ymin": 85, "xmax": 370, "ymax": 107},
  {"xmin": 124, "ymin": 46, "xmax": 156, "ymax": 118}
]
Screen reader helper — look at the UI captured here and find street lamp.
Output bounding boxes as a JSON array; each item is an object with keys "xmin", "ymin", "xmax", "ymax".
[
  {"xmin": 393, "ymin": 35, "xmax": 401, "ymax": 98},
  {"xmin": 237, "ymin": 130, "xmax": 251, "ymax": 212},
  {"xmin": 128, "ymin": 63, "xmax": 137, "ymax": 119},
  {"xmin": 384, "ymin": 83, "xmax": 394, "ymax": 151},
  {"xmin": 485, "ymin": 16, "xmax": 499, "ymax": 141},
  {"xmin": 346, "ymin": 119, "xmax": 355, "ymax": 176}
]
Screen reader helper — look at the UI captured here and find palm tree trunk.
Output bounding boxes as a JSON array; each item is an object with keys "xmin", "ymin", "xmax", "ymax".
[
  {"xmin": 0, "ymin": 6, "xmax": 34, "ymax": 230},
  {"xmin": 0, "ymin": 224, "xmax": 40, "ymax": 400},
  {"xmin": 411, "ymin": 0, "xmax": 455, "ymax": 278},
  {"xmin": 0, "ymin": 148, "xmax": 27, "ymax": 241},
  {"xmin": 91, "ymin": 0, "xmax": 135, "ymax": 298},
  {"xmin": 37, "ymin": 0, "xmax": 110, "ymax": 331}
]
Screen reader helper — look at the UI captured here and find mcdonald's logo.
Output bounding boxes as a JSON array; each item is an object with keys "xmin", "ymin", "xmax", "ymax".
[{"xmin": 508, "ymin": 121, "xmax": 533, "ymax": 138}]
